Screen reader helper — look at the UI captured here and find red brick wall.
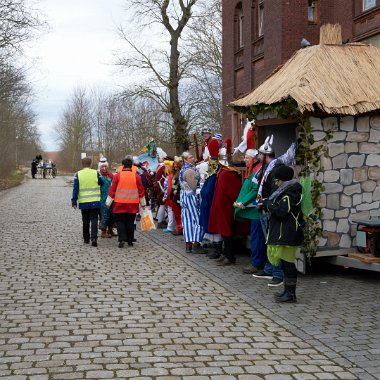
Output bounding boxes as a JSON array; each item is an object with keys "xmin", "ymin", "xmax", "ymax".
[
  {"xmin": 353, "ymin": 3, "xmax": 380, "ymax": 40},
  {"xmin": 222, "ymin": 0, "xmax": 363, "ymax": 140}
]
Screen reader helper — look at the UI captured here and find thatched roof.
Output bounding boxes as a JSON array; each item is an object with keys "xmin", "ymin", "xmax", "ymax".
[{"xmin": 230, "ymin": 43, "xmax": 380, "ymax": 115}]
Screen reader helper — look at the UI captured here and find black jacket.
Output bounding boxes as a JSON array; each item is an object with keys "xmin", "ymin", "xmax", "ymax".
[
  {"xmin": 261, "ymin": 161, "xmax": 284, "ymax": 199},
  {"xmin": 263, "ymin": 181, "xmax": 304, "ymax": 246}
]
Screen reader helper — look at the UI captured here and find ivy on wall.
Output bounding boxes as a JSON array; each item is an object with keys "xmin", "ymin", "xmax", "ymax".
[
  {"xmin": 232, "ymin": 97, "xmax": 333, "ymax": 259},
  {"xmin": 297, "ymin": 115, "xmax": 333, "ymax": 259}
]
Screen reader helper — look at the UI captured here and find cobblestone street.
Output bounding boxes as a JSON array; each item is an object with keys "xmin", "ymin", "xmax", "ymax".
[{"xmin": 0, "ymin": 176, "xmax": 379, "ymax": 380}]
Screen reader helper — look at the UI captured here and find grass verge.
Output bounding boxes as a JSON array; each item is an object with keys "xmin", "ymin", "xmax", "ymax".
[{"xmin": 0, "ymin": 169, "xmax": 26, "ymax": 191}]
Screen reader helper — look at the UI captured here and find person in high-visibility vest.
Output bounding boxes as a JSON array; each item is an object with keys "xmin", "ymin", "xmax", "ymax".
[
  {"xmin": 71, "ymin": 157, "xmax": 104, "ymax": 247},
  {"xmin": 108, "ymin": 156, "xmax": 146, "ymax": 248}
]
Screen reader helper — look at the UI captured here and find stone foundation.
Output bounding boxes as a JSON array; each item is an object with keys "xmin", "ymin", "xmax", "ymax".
[{"xmin": 310, "ymin": 115, "xmax": 380, "ymax": 249}]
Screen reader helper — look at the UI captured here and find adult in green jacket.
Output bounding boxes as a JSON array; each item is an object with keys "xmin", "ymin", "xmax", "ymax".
[{"xmin": 234, "ymin": 149, "xmax": 266, "ymax": 274}]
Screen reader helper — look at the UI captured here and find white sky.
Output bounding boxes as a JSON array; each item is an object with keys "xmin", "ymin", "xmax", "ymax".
[{"xmin": 25, "ymin": 0, "xmax": 129, "ymax": 151}]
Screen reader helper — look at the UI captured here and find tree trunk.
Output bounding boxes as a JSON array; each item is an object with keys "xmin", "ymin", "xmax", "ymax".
[{"xmin": 169, "ymin": 36, "xmax": 189, "ymax": 154}]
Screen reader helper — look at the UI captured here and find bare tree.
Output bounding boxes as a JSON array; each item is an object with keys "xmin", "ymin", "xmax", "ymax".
[
  {"xmin": 0, "ymin": 0, "xmax": 45, "ymax": 177},
  {"xmin": 56, "ymin": 84, "xmax": 178, "ymax": 172},
  {"xmin": 185, "ymin": 0, "xmax": 222, "ymax": 132},
  {"xmin": 0, "ymin": 60, "xmax": 41, "ymax": 176},
  {"xmin": 117, "ymin": 0, "xmax": 200, "ymax": 154},
  {"xmin": 0, "ymin": 0, "xmax": 44, "ymax": 54},
  {"xmin": 14, "ymin": 100, "xmax": 41, "ymax": 165},
  {"xmin": 56, "ymin": 88, "xmax": 92, "ymax": 172}
]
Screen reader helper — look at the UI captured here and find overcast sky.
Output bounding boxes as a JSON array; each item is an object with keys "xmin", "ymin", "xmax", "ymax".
[{"xmin": 25, "ymin": 0, "xmax": 128, "ymax": 151}]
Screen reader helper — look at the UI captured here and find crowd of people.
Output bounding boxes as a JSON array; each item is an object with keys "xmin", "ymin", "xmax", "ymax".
[{"xmin": 71, "ymin": 126, "xmax": 305, "ymax": 303}]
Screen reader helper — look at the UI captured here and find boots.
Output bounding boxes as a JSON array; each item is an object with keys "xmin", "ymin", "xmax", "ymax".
[
  {"xmin": 222, "ymin": 237, "xmax": 236, "ymax": 264},
  {"xmin": 107, "ymin": 227, "xmax": 116, "ymax": 237},
  {"xmin": 192, "ymin": 242, "xmax": 208, "ymax": 254},
  {"xmin": 208, "ymin": 241, "xmax": 223, "ymax": 259},
  {"xmin": 101, "ymin": 230, "xmax": 111, "ymax": 238},
  {"xmin": 275, "ymin": 286, "xmax": 297, "ymax": 303},
  {"xmin": 157, "ymin": 221, "xmax": 167, "ymax": 229},
  {"xmin": 275, "ymin": 260, "xmax": 297, "ymax": 303}
]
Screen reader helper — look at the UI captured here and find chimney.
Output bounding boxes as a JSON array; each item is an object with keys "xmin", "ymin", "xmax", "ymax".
[{"xmin": 319, "ymin": 24, "xmax": 342, "ymax": 45}]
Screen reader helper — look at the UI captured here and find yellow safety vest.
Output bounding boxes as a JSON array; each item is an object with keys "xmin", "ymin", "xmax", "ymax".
[{"xmin": 77, "ymin": 168, "xmax": 101, "ymax": 204}]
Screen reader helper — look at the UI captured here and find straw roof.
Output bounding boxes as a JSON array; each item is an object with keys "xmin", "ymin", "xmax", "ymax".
[{"xmin": 230, "ymin": 43, "xmax": 380, "ymax": 115}]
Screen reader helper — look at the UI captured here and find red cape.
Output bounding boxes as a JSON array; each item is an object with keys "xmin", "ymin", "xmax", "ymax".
[{"xmin": 208, "ymin": 167, "xmax": 248, "ymax": 237}]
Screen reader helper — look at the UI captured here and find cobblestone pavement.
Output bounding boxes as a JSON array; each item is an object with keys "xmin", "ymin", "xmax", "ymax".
[{"xmin": 0, "ymin": 176, "xmax": 379, "ymax": 380}]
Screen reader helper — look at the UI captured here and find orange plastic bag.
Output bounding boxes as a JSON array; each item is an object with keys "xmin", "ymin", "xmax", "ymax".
[{"xmin": 140, "ymin": 207, "xmax": 156, "ymax": 232}]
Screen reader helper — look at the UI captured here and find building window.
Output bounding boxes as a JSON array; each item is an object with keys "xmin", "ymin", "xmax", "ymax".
[
  {"xmin": 239, "ymin": 7, "xmax": 244, "ymax": 48},
  {"xmin": 258, "ymin": 1, "xmax": 264, "ymax": 37},
  {"xmin": 234, "ymin": 3, "xmax": 244, "ymax": 50},
  {"xmin": 363, "ymin": 0, "xmax": 376, "ymax": 11},
  {"xmin": 308, "ymin": 0, "xmax": 317, "ymax": 22}
]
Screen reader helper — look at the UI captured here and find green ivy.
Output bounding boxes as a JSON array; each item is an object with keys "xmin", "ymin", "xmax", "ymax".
[{"xmin": 232, "ymin": 98, "xmax": 333, "ymax": 259}]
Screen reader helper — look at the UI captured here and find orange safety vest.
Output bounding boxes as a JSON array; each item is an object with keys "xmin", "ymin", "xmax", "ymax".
[
  {"xmin": 117, "ymin": 165, "xmax": 137, "ymax": 173},
  {"xmin": 114, "ymin": 170, "xmax": 139, "ymax": 204}
]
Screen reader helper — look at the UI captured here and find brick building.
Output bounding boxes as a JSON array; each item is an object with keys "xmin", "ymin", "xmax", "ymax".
[{"xmin": 223, "ymin": 0, "xmax": 380, "ymax": 153}]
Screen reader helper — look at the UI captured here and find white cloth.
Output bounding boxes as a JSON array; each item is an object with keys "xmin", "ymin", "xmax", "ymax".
[
  {"xmin": 167, "ymin": 206, "xmax": 176, "ymax": 232},
  {"xmin": 202, "ymin": 146, "xmax": 210, "ymax": 161},
  {"xmin": 157, "ymin": 204, "xmax": 166, "ymax": 223},
  {"xmin": 203, "ymin": 233, "xmax": 223, "ymax": 243}
]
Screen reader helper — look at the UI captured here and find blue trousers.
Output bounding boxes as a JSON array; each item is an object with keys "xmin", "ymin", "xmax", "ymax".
[
  {"xmin": 250, "ymin": 219, "xmax": 267, "ymax": 268},
  {"xmin": 260, "ymin": 212, "xmax": 283, "ymax": 280},
  {"xmin": 264, "ymin": 261, "xmax": 284, "ymax": 280}
]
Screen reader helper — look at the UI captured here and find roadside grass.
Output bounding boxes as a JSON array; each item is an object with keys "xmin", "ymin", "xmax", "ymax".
[{"xmin": 0, "ymin": 168, "xmax": 27, "ymax": 191}]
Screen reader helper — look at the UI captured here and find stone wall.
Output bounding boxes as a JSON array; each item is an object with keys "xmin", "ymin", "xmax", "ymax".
[{"xmin": 310, "ymin": 115, "xmax": 380, "ymax": 249}]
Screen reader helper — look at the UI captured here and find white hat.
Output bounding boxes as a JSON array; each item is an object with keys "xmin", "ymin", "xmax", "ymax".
[
  {"xmin": 156, "ymin": 147, "xmax": 167, "ymax": 162},
  {"xmin": 245, "ymin": 149, "xmax": 258, "ymax": 157},
  {"xmin": 98, "ymin": 158, "xmax": 108, "ymax": 171},
  {"xmin": 258, "ymin": 135, "xmax": 274, "ymax": 154}
]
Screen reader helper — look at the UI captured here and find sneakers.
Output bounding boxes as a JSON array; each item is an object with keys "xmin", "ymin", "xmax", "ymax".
[
  {"xmin": 243, "ymin": 265, "xmax": 261, "ymax": 274},
  {"xmin": 185, "ymin": 245, "xmax": 192, "ymax": 253},
  {"xmin": 252, "ymin": 271, "xmax": 272, "ymax": 280},
  {"xmin": 162, "ymin": 229, "xmax": 173, "ymax": 233},
  {"xmin": 267, "ymin": 277, "xmax": 284, "ymax": 287}
]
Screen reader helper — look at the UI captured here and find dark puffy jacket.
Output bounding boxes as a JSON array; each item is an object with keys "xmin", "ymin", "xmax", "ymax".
[
  {"xmin": 260, "ymin": 161, "xmax": 284, "ymax": 199},
  {"xmin": 263, "ymin": 182, "xmax": 304, "ymax": 246}
]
